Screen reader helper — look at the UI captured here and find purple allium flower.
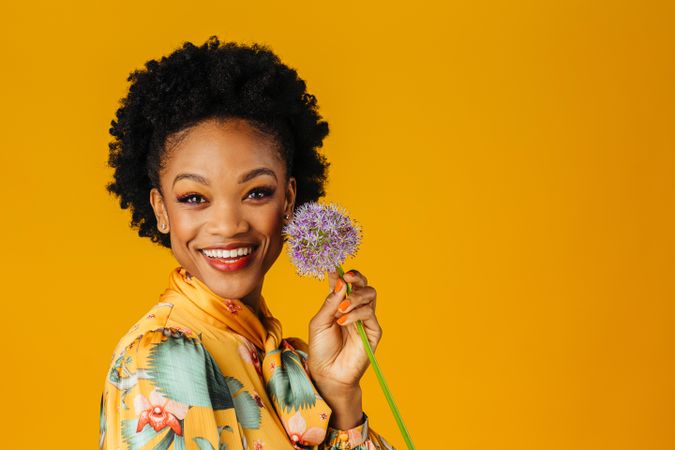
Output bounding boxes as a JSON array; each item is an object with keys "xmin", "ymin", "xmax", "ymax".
[{"xmin": 282, "ymin": 202, "xmax": 362, "ymax": 280}]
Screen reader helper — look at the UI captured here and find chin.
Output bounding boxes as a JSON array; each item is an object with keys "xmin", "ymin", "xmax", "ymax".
[{"xmin": 204, "ymin": 275, "xmax": 256, "ymax": 300}]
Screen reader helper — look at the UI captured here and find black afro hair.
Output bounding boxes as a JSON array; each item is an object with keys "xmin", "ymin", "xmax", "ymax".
[{"xmin": 106, "ymin": 35, "xmax": 330, "ymax": 248}]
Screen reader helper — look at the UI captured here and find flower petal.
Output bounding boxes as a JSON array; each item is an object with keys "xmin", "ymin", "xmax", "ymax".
[
  {"xmin": 301, "ymin": 426, "xmax": 327, "ymax": 445},
  {"xmin": 165, "ymin": 399, "xmax": 189, "ymax": 420},
  {"xmin": 287, "ymin": 411, "xmax": 307, "ymax": 434},
  {"xmin": 136, "ymin": 411, "xmax": 150, "ymax": 432},
  {"xmin": 166, "ymin": 413, "xmax": 183, "ymax": 435},
  {"xmin": 133, "ymin": 393, "xmax": 150, "ymax": 415},
  {"xmin": 238, "ymin": 344, "xmax": 252, "ymax": 363},
  {"xmin": 149, "ymin": 389, "xmax": 166, "ymax": 406}
]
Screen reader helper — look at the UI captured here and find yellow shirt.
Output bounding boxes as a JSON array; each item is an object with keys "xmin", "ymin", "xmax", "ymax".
[{"xmin": 99, "ymin": 266, "xmax": 395, "ymax": 449}]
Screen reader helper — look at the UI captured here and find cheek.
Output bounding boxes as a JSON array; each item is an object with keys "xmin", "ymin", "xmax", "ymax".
[
  {"xmin": 169, "ymin": 209, "xmax": 200, "ymax": 242},
  {"xmin": 248, "ymin": 206, "xmax": 285, "ymax": 256},
  {"xmin": 252, "ymin": 207, "xmax": 284, "ymax": 236}
]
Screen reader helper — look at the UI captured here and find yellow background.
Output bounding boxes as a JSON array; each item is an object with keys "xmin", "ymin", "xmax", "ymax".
[{"xmin": 1, "ymin": 1, "xmax": 673, "ymax": 449}]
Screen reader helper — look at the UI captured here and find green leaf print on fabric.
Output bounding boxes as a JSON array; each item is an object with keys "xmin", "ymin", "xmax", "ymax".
[
  {"xmin": 266, "ymin": 348, "xmax": 317, "ymax": 413},
  {"xmin": 152, "ymin": 429, "xmax": 175, "ymax": 450},
  {"xmin": 174, "ymin": 434, "xmax": 186, "ymax": 450},
  {"xmin": 224, "ymin": 376, "xmax": 261, "ymax": 429},
  {"xmin": 146, "ymin": 333, "xmax": 234, "ymax": 410},
  {"xmin": 121, "ymin": 418, "xmax": 157, "ymax": 449},
  {"xmin": 295, "ymin": 348, "xmax": 309, "ymax": 361},
  {"xmin": 108, "ymin": 352, "xmax": 153, "ymax": 403},
  {"xmin": 217, "ymin": 424, "xmax": 232, "ymax": 450},
  {"xmin": 108, "ymin": 354, "xmax": 127, "ymax": 385},
  {"xmin": 193, "ymin": 436, "xmax": 216, "ymax": 450},
  {"xmin": 203, "ymin": 345, "xmax": 236, "ymax": 411},
  {"xmin": 231, "ymin": 389, "xmax": 262, "ymax": 429}
]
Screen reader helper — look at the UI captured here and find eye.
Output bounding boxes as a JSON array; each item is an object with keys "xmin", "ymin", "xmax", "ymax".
[
  {"xmin": 247, "ymin": 187, "xmax": 275, "ymax": 201},
  {"xmin": 177, "ymin": 193, "xmax": 206, "ymax": 205}
]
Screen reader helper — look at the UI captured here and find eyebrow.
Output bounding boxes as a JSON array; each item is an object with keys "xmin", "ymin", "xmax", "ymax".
[
  {"xmin": 238, "ymin": 167, "xmax": 278, "ymax": 184},
  {"xmin": 172, "ymin": 167, "xmax": 277, "ymax": 187}
]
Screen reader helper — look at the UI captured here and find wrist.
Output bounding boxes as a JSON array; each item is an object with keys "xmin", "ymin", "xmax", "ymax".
[
  {"xmin": 330, "ymin": 408, "xmax": 365, "ymax": 431},
  {"xmin": 314, "ymin": 381, "xmax": 363, "ymax": 430}
]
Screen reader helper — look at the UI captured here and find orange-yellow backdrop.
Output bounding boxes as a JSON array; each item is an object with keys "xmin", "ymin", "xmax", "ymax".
[{"xmin": 1, "ymin": 1, "xmax": 673, "ymax": 449}]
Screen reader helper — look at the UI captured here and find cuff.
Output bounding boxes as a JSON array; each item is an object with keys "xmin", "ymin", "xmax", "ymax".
[{"xmin": 324, "ymin": 411, "xmax": 370, "ymax": 448}]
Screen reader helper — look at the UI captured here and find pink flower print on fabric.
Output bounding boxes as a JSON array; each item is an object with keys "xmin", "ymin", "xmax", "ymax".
[
  {"xmin": 238, "ymin": 338, "xmax": 263, "ymax": 378},
  {"xmin": 223, "ymin": 299, "xmax": 242, "ymax": 314},
  {"xmin": 285, "ymin": 410, "xmax": 327, "ymax": 447},
  {"xmin": 253, "ymin": 439, "xmax": 264, "ymax": 450},
  {"xmin": 348, "ymin": 427, "xmax": 365, "ymax": 446},
  {"xmin": 133, "ymin": 389, "xmax": 188, "ymax": 435}
]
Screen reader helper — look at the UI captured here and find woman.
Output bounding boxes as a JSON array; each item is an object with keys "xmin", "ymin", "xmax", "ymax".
[{"xmin": 99, "ymin": 36, "xmax": 395, "ymax": 450}]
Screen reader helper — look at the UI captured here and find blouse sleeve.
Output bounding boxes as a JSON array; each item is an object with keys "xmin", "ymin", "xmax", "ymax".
[
  {"xmin": 320, "ymin": 412, "xmax": 397, "ymax": 450},
  {"xmin": 99, "ymin": 327, "xmax": 245, "ymax": 450},
  {"xmin": 284, "ymin": 337, "xmax": 397, "ymax": 450}
]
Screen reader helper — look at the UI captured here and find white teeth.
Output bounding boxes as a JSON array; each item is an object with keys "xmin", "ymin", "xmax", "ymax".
[{"xmin": 202, "ymin": 247, "xmax": 253, "ymax": 258}]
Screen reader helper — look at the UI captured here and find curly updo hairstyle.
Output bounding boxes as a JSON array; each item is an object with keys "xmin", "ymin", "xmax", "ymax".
[{"xmin": 106, "ymin": 35, "xmax": 330, "ymax": 249}]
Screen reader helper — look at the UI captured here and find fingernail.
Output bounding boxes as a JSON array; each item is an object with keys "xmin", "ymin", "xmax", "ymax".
[
  {"xmin": 337, "ymin": 315, "xmax": 348, "ymax": 325},
  {"xmin": 334, "ymin": 278, "xmax": 345, "ymax": 293},
  {"xmin": 338, "ymin": 299, "xmax": 351, "ymax": 312}
]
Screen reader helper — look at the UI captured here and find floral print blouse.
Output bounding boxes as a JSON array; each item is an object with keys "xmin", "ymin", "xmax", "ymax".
[{"xmin": 99, "ymin": 266, "xmax": 396, "ymax": 450}]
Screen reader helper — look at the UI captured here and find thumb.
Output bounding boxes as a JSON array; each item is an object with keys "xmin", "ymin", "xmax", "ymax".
[
  {"xmin": 326, "ymin": 270, "xmax": 339, "ymax": 292},
  {"xmin": 312, "ymin": 275, "xmax": 348, "ymax": 328}
]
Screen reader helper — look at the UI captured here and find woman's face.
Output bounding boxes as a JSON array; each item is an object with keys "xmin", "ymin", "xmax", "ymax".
[{"xmin": 149, "ymin": 117, "xmax": 296, "ymax": 309}]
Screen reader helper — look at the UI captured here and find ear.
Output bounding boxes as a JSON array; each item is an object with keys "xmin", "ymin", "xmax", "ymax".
[
  {"xmin": 149, "ymin": 187, "xmax": 170, "ymax": 233},
  {"xmin": 284, "ymin": 176, "xmax": 297, "ymax": 220}
]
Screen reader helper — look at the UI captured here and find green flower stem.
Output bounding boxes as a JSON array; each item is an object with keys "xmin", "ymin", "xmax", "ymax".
[{"xmin": 337, "ymin": 265, "xmax": 415, "ymax": 450}]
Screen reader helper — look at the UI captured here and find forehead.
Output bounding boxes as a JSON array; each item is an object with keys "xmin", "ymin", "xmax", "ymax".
[{"xmin": 161, "ymin": 117, "xmax": 284, "ymax": 180}]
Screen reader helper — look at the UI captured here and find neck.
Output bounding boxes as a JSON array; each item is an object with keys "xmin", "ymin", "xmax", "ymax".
[{"xmin": 240, "ymin": 281, "xmax": 264, "ymax": 321}]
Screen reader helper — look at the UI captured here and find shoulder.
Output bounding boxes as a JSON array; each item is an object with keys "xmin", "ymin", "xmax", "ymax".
[
  {"xmin": 109, "ymin": 301, "xmax": 193, "ymax": 358},
  {"xmin": 104, "ymin": 320, "xmax": 228, "ymax": 413},
  {"xmin": 105, "ymin": 301, "xmax": 205, "ymax": 384},
  {"xmin": 106, "ymin": 301, "xmax": 204, "ymax": 382},
  {"xmin": 100, "ymin": 315, "xmax": 234, "ymax": 448}
]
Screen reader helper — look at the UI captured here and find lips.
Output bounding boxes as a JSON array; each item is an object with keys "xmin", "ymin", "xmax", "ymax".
[{"xmin": 200, "ymin": 245, "xmax": 258, "ymax": 272}]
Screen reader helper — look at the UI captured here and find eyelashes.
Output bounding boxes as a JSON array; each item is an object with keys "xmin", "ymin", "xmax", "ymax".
[
  {"xmin": 176, "ymin": 187, "xmax": 276, "ymax": 205},
  {"xmin": 247, "ymin": 187, "xmax": 275, "ymax": 201},
  {"xmin": 176, "ymin": 193, "xmax": 205, "ymax": 205}
]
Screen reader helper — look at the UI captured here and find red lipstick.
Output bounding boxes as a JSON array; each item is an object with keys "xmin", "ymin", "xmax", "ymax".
[{"xmin": 200, "ymin": 244, "xmax": 258, "ymax": 272}]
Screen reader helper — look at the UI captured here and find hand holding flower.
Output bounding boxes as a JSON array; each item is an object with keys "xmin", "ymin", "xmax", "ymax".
[
  {"xmin": 306, "ymin": 269, "xmax": 383, "ymax": 429},
  {"xmin": 307, "ymin": 269, "xmax": 382, "ymax": 389}
]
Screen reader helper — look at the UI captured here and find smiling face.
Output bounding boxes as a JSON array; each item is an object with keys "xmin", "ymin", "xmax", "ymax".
[{"xmin": 149, "ymin": 117, "xmax": 296, "ymax": 313}]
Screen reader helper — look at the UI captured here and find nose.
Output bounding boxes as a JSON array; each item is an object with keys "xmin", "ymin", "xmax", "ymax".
[{"xmin": 204, "ymin": 200, "xmax": 250, "ymax": 237}]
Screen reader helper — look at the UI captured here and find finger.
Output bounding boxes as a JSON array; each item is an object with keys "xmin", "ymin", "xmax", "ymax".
[
  {"xmin": 344, "ymin": 269, "xmax": 368, "ymax": 288},
  {"xmin": 337, "ymin": 304, "xmax": 382, "ymax": 350},
  {"xmin": 326, "ymin": 270, "xmax": 338, "ymax": 293},
  {"xmin": 336, "ymin": 303, "xmax": 381, "ymax": 334},
  {"xmin": 335, "ymin": 286, "xmax": 376, "ymax": 315},
  {"xmin": 311, "ymin": 279, "xmax": 348, "ymax": 328}
]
